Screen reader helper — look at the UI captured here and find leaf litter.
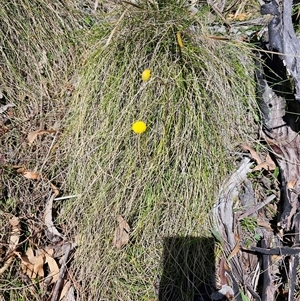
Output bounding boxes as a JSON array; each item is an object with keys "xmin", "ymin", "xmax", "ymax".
[
  {"xmin": 242, "ymin": 144, "xmax": 276, "ymax": 171},
  {"xmin": 212, "ymin": 142, "xmax": 296, "ymax": 300},
  {"xmin": 0, "ymin": 216, "xmax": 21, "ymax": 275},
  {"xmin": 0, "ymin": 177, "xmax": 76, "ymax": 300},
  {"xmin": 0, "ymin": 113, "xmax": 77, "ymax": 300},
  {"xmin": 113, "ymin": 214, "xmax": 130, "ymax": 249},
  {"xmin": 27, "ymin": 129, "xmax": 56, "ymax": 145}
]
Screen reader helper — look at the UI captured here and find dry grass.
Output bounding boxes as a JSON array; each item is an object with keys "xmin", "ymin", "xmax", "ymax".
[
  {"xmin": 61, "ymin": 1, "xmax": 259, "ymax": 300},
  {"xmin": 0, "ymin": 0, "xmax": 87, "ymax": 299},
  {"xmin": 0, "ymin": 0, "xmax": 260, "ymax": 300}
]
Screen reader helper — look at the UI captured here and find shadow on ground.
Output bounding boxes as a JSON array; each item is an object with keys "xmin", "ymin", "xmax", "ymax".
[{"xmin": 159, "ymin": 236, "xmax": 216, "ymax": 301}]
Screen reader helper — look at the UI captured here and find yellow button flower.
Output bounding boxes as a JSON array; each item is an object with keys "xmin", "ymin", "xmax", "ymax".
[
  {"xmin": 142, "ymin": 69, "xmax": 151, "ymax": 81},
  {"xmin": 132, "ymin": 121, "xmax": 147, "ymax": 134}
]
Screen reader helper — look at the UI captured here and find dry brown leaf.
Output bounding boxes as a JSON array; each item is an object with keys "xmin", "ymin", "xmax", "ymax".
[
  {"xmin": 9, "ymin": 216, "xmax": 19, "ymax": 227},
  {"xmin": 45, "ymin": 254, "xmax": 60, "ymax": 284},
  {"xmin": 228, "ymin": 235, "xmax": 240, "ymax": 260},
  {"xmin": 26, "ymin": 247, "xmax": 34, "ymax": 258},
  {"xmin": 16, "ymin": 167, "xmax": 40, "ymax": 180},
  {"xmin": 0, "ymin": 216, "xmax": 21, "ymax": 275},
  {"xmin": 23, "ymin": 171, "xmax": 40, "ymax": 180},
  {"xmin": 241, "ymin": 144, "xmax": 262, "ymax": 164},
  {"xmin": 252, "ymin": 153, "xmax": 276, "ymax": 171},
  {"xmin": 19, "ymin": 248, "xmax": 59, "ymax": 285},
  {"xmin": 265, "ymin": 153, "xmax": 276, "ymax": 168},
  {"xmin": 24, "ymin": 249, "xmax": 44, "ymax": 279},
  {"xmin": 287, "ymin": 179, "xmax": 297, "ymax": 189},
  {"xmin": 8, "ymin": 216, "xmax": 20, "ymax": 249},
  {"xmin": 45, "ymin": 194, "xmax": 65, "ymax": 241},
  {"xmin": 16, "ymin": 167, "xmax": 25, "ymax": 173},
  {"xmin": 21, "ymin": 248, "xmax": 35, "ymax": 278},
  {"xmin": 31, "ymin": 253, "xmax": 45, "ymax": 278},
  {"xmin": 27, "ymin": 129, "xmax": 56, "ymax": 145},
  {"xmin": 50, "ymin": 182, "xmax": 59, "ymax": 196},
  {"xmin": 113, "ymin": 215, "xmax": 130, "ymax": 249},
  {"xmin": 58, "ymin": 280, "xmax": 72, "ymax": 301},
  {"xmin": 20, "ymin": 248, "xmax": 45, "ymax": 280},
  {"xmin": 42, "ymin": 248, "xmax": 54, "ymax": 257},
  {"xmin": 227, "ymin": 12, "xmax": 252, "ymax": 21}
]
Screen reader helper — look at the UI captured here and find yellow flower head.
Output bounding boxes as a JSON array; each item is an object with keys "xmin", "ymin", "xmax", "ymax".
[
  {"xmin": 132, "ymin": 121, "xmax": 147, "ymax": 134},
  {"xmin": 142, "ymin": 69, "xmax": 151, "ymax": 81}
]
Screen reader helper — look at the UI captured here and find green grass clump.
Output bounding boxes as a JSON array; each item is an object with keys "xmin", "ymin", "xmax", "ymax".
[
  {"xmin": 0, "ymin": 0, "xmax": 83, "ymax": 104},
  {"xmin": 62, "ymin": 1, "xmax": 258, "ymax": 299}
]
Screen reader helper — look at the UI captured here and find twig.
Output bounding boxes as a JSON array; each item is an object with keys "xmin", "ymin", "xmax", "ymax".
[
  {"xmin": 104, "ymin": 7, "xmax": 129, "ymax": 48},
  {"xmin": 238, "ymin": 194, "xmax": 276, "ymax": 220},
  {"xmin": 54, "ymin": 194, "xmax": 81, "ymax": 201},
  {"xmin": 207, "ymin": 1, "xmax": 231, "ymax": 28},
  {"xmin": 288, "ymin": 213, "xmax": 300, "ymax": 301},
  {"xmin": 249, "ymin": 246, "xmax": 300, "ymax": 255},
  {"xmin": 260, "ymin": 234, "xmax": 276, "ymax": 301},
  {"xmin": 93, "ymin": 0, "xmax": 99, "ymax": 13},
  {"xmin": 45, "ymin": 193, "xmax": 65, "ymax": 241},
  {"xmin": 51, "ymin": 243, "xmax": 72, "ymax": 301}
]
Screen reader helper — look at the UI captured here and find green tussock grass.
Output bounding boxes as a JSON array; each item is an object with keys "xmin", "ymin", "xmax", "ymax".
[
  {"xmin": 61, "ymin": 1, "xmax": 259, "ymax": 299},
  {"xmin": 0, "ymin": 0, "xmax": 83, "ymax": 103}
]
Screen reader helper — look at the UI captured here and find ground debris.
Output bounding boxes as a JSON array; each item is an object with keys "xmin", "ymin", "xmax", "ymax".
[
  {"xmin": 212, "ymin": 1, "xmax": 300, "ymax": 299},
  {"xmin": 213, "ymin": 156, "xmax": 281, "ymax": 301}
]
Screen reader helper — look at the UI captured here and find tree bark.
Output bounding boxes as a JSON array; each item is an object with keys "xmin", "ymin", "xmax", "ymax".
[{"xmin": 257, "ymin": 0, "xmax": 300, "ymax": 299}]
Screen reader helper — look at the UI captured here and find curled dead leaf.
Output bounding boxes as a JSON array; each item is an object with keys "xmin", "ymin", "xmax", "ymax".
[
  {"xmin": 20, "ymin": 248, "xmax": 45, "ymax": 279},
  {"xmin": 8, "ymin": 216, "xmax": 21, "ymax": 250},
  {"xmin": 31, "ymin": 254, "xmax": 45, "ymax": 278},
  {"xmin": 252, "ymin": 153, "xmax": 276, "ymax": 172},
  {"xmin": 16, "ymin": 167, "xmax": 25, "ymax": 173},
  {"xmin": 23, "ymin": 171, "xmax": 40, "ymax": 180},
  {"xmin": 45, "ymin": 253, "xmax": 60, "ymax": 284},
  {"xmin": 113, "ymin": 215, "xmax": 130, "ymax": 249},
  {"xmin": 0, "ymin": 216, "xmax": 21, "ymax": 275},
  {"xmin": 16, "ymin": 167, "xmax": 40, "ymax": 180},
  {"xmin": 59, "ymin": 280, "xmax": 73, "ymax": 301},
  {"xmin": 50, "ymin": 182, "xmax": 59, "ymax": 196},
  {"xmin": 19, "ymin": 247, "xmax": 59, "ymax": 283},
  {"xmin": 228, "ymin": 235, "xmax": 240, "ymax": 260},
  {"xmin": 241, "ymin": 144, "xmax": 262, "ymax": 164},
  {"xmin": 45, "ymin": 193, "xmax": 65, "ymax": 242},
  {"xmin": 27, "ymin": 129, "xmax": 56, "ymax": 145},
  {"xmin": 287, "ymin": 179, "xmax": 297, "ymax": 189}
]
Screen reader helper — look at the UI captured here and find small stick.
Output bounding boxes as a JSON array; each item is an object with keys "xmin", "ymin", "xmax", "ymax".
[
  {"xmin": 238, "ymin": 194, "xmax": 276, "ymax": 220},
  {"xmin": 249, "ymin": 246, "xmax": 300, "ymax": 255},
  {"xmin": 207, "ymin": 1, "xmax": 231, "ymax": 28},
  {"xmin": 104, "ymin": 7, "xmax": 129, "ymax": 48},
  {"xmin": 93, "ymin": 0, "xmax": 99, "ymax": 13},
  {"xmin": 51, "ymin": 243, "xmax": 72, "ymax": 301},
  {"xmin": 54, "ymin": 195, "xmax": 80, "ymax": 201}
]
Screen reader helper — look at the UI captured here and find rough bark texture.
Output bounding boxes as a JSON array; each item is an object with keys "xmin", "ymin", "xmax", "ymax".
[
  {"xmin": 213, "ymin": 1, "xmax": 300, "ymax": 300},
  {"xmin": 255, "ymin": 0, "xmax": 300, "ymax": 299}
]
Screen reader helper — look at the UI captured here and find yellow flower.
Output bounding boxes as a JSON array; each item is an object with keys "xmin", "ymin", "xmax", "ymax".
[
  {"xmin": 142, "ymin": 69, "xmax": 151, "ymax": 81},
  {"xmin": 132, "ymin": 121, "xmax": 147, "ymax": 134}
]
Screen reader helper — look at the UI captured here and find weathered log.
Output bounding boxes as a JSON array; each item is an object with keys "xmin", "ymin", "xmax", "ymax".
[
  {"xmin": 212, "ymin": 1, "xmax": 300, "ymax": 299},
  {"xmin": 257, "ymin": 1, "xmax": 300, "ymax": 300},
  {"xmin": 258, "ymin": 0, "xmax": 300, "ymax": 232}
]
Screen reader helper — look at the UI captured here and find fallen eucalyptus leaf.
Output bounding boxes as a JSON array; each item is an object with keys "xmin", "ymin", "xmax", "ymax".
[
  {"xmin": 252, "ymin": 153, "xmax": 276, "ymax": 171},
  {"xmin": 242, "ymin": 144, "xmax": 262, "ymax": 165},
  {"xmin": 113, "ymin": 215, "xmax": 130, "ymax": 249},
  {"xmin": 27, "ymin": 129, "xmax": 56, "ymax": 145}
]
